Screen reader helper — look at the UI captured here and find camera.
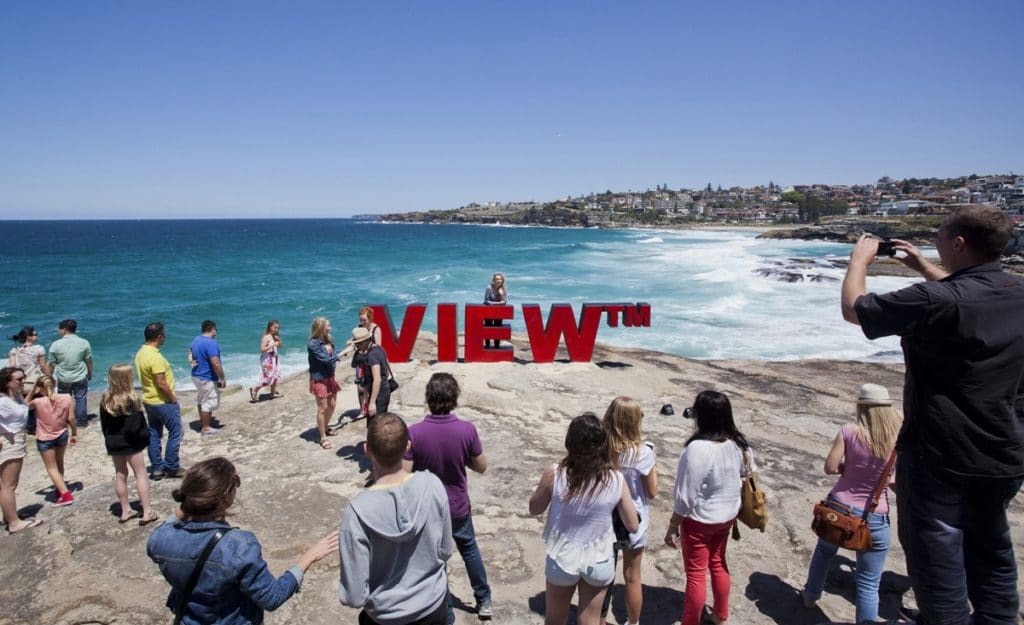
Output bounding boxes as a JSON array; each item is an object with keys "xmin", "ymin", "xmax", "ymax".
[{"xmin": 877, "ymin": 240, "xmax": 896, "ymax": 257}]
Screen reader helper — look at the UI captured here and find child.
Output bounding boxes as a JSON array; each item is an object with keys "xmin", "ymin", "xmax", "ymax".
[
  {"xmin": 29, "ymin": 375, "xmax": 77, "ymax": 506},
  {"xmin": 602, "ymin": 397, "xmax": 658, "ymax": 625}
]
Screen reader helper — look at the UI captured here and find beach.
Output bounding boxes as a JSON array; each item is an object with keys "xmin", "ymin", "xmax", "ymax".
[{"xmin": 4, "ymin": 332, "xmax": 1020, "ymax": 624}]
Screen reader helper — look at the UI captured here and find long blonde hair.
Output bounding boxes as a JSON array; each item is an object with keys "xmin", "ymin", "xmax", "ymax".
[
  {"xmin": 491, "ymin": 273, "xmax": 507, "ymax": 298},
  {"xmin": 854, "ymin": 404, "xmax": 902, "ymax": 459},
  {"xmin": 309, "ymin": 317, "xmax": 332, "ymax": 345},
  {"xmin": 603, "ymin": 396, "xmax": 644, "ymax": 466},
  {"xmin": 101, "ymin": 364, "xmax": 143, "ymax": 417}
]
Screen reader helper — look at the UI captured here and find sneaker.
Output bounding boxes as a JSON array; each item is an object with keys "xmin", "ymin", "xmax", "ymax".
[
  {"xmin": 201, "ymin": 427, "xmax": 221, "ymax": 436},
  {"xmin": 150, "ymin": 471, "xmax": 164, "ymax": 481},
  {"xmin": 477, "ymin": 599, "xmax": 492, "ymax": 621},
  {"xmin": 164, "ymin": 468, "xmax": 187, "ymax": 479},
  {"xmin": 53, "ymin": 491, "xmax": 74, "ymax": 507}
]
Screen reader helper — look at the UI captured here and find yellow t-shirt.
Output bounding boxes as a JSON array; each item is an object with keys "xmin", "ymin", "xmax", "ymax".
[{"xmin": 135, "ymin": 344, "xmax": 174, "ymax": 405}]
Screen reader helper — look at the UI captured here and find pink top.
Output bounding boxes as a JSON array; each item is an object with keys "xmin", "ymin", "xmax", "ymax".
[
  {"xmin": 31, "ymin": 394, "xmax": 73, "ymax": 442},
  {"xmin": 829, "ymin": 423, "xmax": 893, "ymax": 514}
]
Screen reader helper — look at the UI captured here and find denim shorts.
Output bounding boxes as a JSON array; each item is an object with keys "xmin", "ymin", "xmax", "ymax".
[
  {"xmin": 545, "ymin": 554, "xmax": 616, "ymax": 587},
  {"xmin": 36, "ymin": 430, "xmax": 69, "ymax": 452}
]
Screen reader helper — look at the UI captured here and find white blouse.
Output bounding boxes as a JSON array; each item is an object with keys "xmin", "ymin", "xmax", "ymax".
[
  {"xmin": 673, "ymin": 439, "xmax": 756, "ymax": 525},
  {"xmin": 543, "ymin": 464, "xmax": 624, "ymax": 570}
]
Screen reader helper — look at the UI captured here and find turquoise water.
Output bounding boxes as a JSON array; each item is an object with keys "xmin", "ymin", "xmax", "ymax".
[{"xmin": 0, "ymin": 220, "xmax": 910, "ymax": 389}]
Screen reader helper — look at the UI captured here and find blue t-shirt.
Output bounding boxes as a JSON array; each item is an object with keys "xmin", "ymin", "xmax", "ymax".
[{"xmin": 189, "ymin": 335, "xmax": 221, "ymax": 382}]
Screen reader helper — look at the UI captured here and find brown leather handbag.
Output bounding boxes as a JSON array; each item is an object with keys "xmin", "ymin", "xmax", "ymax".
[{"xmin": 811, "ymin": 449, "xmax": 896, "ymax": 550}]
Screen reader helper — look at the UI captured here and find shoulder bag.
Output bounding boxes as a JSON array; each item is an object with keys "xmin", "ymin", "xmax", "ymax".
[
  {"xmin": 810, "ymin": 450, "xmax": 896, "ymax": 551},
  {"xmin": 736, "ymin": 448, "xmax": 767, "ymax": 532},
  {"xmin": 173, "ymin": 527, "xmax": 235, "ymax": 625}
]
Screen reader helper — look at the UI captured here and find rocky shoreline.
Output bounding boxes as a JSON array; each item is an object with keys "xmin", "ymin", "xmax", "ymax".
[{"xmin": 2, "ymin": 334, "xmax": 1021, "ymax": 625}]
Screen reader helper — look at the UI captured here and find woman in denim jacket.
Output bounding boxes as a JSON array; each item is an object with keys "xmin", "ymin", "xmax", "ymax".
[
  {"xmin": 147, "ymin": 457, "xmax": 338, "ymax": 625},
  {"xmin": 307, "ymin": 317, "xmax": 340, "ymax": 449}
]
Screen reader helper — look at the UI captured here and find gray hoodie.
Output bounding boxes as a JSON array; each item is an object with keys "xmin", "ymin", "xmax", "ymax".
[{"xmin": 338, "ymin": 471, "xmax": 454, "ymax": 624}]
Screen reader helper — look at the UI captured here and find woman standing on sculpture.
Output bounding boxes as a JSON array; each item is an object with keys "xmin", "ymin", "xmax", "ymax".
[
  {"xmin": 483, "ymin": 273, "xmax": 507, "ymax": 348},
  {"xmin": 665, "ymin": 390, "xmax": 754, "ymax": 625},
  {"xmin": 101, "ymin": 364, "xmax": 158, "ymax": 524},
  {"xmin": 602, "ymin": 397, "xmax": 658, "ymax": 625},
  {"xmin": 801, "ymin": 384, "xmax": 901, "ymax": 624},
  {"xmin": 307, "ymin": 317, "xmax": 339, "ymax": 450},
  {"xmin": 0, "ymin": 367, "xmax": 42, "ymax": 533},
  {"xmin": 250, "ymin": 320, "xmax": 282, "ymax": 402},
  {"xmin": 529, "ymin": 412, "xmax": 638, "ymax": 625},
  {"xmin": 147, "ymin": 457, "xmax": 339, "ymax": 624}
]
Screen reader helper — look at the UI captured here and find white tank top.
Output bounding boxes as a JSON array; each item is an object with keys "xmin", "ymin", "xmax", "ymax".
[{"xmin": 542, "ymin": 464, "xmax": 623, "ymax": 569}]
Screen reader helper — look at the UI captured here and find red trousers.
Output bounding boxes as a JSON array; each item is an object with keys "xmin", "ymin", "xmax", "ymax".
[{"xmin": 680, "ymin": 517, "xmax": 734, "ymax": 625}]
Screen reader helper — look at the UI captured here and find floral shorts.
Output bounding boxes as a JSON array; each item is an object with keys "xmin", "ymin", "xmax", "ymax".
[{"xmin": 309, "ymin": 378, "xmax": 340, "ymax": 398}]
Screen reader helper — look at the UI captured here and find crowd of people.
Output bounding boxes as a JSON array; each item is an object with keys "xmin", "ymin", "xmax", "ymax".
[{"xmin": 1, "ymin": 206, "xmax": 1022, "ymax": 625}]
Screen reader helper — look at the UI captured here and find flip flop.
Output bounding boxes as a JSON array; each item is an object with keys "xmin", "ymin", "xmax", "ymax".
[
  {"xmin": 320, "ymin": 439, "xmax": 333, "ymax": 450},
  {"xmin": 138, "ymin": 514, "xmax": 161, "ymax": 527},
  {"xmin": 118, "ymin": 511, "xmax": 142, "ymax": 524},
  {"xmin": 326, "ymin": 427, "xmax": 340, "ymax": 436},
  {"xmin": 249, "ymin": 388, "xmax": 258, "ymax": 402},
  {"xmin": 272, "ymin": 392, "xmax": 283, "ymax": 398},
  {"xmin": 8, "ymin": 517, "xmax": 43, "ymax": 534}
]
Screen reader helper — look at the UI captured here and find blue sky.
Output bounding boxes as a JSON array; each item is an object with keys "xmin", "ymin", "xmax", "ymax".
[{"xmin": 2, "ymin": 1, "xmax": 1021, "ymax": 218}]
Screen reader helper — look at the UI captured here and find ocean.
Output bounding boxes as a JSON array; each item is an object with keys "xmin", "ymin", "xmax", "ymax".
[{"xmin": 1, "ymin": 219, "xmax": 911, "ymax": 390}]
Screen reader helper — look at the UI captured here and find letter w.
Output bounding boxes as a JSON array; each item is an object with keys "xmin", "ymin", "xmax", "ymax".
[{"xmin": 522, "ymin": 304, "xmax": 603, "ymax": 363}]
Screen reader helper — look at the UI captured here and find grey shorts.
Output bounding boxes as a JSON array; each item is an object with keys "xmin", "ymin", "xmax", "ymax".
[{"xmin": 193, "ymin": 377, "xmax": 221, "ymax": 412}]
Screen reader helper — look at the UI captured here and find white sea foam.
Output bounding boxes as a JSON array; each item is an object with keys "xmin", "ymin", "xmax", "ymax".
[{"xmin": 637, "ymin": 236, "xmax": 663, "ymax": 244}]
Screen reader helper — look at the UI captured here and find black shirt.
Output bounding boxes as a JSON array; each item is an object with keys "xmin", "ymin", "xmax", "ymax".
[{"xmin": 855, "ymin": 262, "xmax": 1024, "ymax": 477}]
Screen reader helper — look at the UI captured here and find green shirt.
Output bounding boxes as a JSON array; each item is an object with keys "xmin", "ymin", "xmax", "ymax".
[{"xmin": 47, "ymin": 334, "xmax": 93, "ymax": 383}]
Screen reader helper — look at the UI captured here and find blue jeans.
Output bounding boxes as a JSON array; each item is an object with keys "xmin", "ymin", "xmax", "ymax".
[
  {"xmin": 446, "ymin": 515, "xmax": 491, "ymax": 624},
  {"xmin": 57, "ymin": 379, "xmax": 89, "ymax": 426},
  {"xmin": 896, "ymin": 453, "xmax": 1022, "ymax": 625},
  {"xmin": 803, "ymin": 496, "xmax": 891, "ymax": 623},
  {"xmin": 144, "ymin": 402, "xmax": 182, "ymax": 474}
]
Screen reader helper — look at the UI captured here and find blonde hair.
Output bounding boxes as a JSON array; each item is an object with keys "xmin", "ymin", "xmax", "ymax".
[
  {"xmin": 491, "ymin": 273, "xmax": 507, "ymax": 296},
  {"xmin": 33, "ymin": 374, "xmax": 57, "ymax": 401},
  {"xmin": 603, "ymin": 396, "xmax": 644, "ymax": 466},
  {"xmin": 854, "ymin": 404, "xmax": 902, "ymax": 459},
  {"xmin": 101, "ymin": 364, "xmax": 143, "ymax": 416},
  {"xmin": 309, "ymin": 317, "xmax": 332, "ymax": 344}
]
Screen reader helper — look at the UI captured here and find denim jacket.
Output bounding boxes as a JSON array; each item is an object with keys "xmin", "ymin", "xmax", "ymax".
[
  {"xmin": 306, "ymin": 338, "xmax": 338, "ymax": 381},
  {"xmin": 147, "ymin": 517, "xmax": 305, "ymax": 625}
]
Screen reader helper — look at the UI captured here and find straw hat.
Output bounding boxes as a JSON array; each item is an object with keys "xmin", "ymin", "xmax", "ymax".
[
  {"xmin": 856, "ymin": 383, "xmax": 893, "ymax": 406},
  {"xmin": 347, "ymin": 326, "xmax": 373, "ymax": 345}
]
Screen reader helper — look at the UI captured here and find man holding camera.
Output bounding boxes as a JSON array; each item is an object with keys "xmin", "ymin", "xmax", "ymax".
[{"xmin": 841, "ymin": 205, "xmax": 1024, "ymax": 625}]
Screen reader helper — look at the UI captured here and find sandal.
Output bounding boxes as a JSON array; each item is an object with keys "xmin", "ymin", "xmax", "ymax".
[
  {"xmin": 326, "ymin": 427, "xmax": 340, "ymax": 436},
  {"xmin": 320, "ymin": 439, "xmax": 333, "ymax": 450},
  {"xmin": 272, "ymin": 392, "xmax": 283, "ymax": 398},
  {"xmin": 138, "ymin": 513, "xmax": 161, "ymax": 527},
  {"xmin": 249, "ymin": 388, "xmax": 258, "ymax": 402},
  {"xmin": 8, "ymin": 517, "xmax": 43, "ymax": 534},
  {"xmin": 118, "ymin": 511, "xmax": 142, "ymax": 524}
]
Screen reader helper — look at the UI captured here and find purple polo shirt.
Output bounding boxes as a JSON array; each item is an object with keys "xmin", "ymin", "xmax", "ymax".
[{"xmin": 403, "ymin": 413, "xmax": 483, "ymax": 519}]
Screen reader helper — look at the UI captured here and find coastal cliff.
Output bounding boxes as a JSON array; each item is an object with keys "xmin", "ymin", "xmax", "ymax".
[{"xmin": 2, "ymin": 334, "xmax": 1021, "ymax": 625}]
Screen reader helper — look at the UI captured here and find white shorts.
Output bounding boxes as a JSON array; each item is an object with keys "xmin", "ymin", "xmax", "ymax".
[
  {"xmin": 545, "ymin": 554, "xmax": 615, "ymax": 587},
  {"xmin": 0, "ymin": 431, "xmax": 28, "ymax": 466},
  {"xmin": 193, "ymin": 377, "xmax": 220, "ymax": 412}
]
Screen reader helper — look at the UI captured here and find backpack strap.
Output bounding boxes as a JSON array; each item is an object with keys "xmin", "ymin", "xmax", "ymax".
[{"xmin": 173, "ymin": 527, "xmax": 235, "ymax": 625}]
